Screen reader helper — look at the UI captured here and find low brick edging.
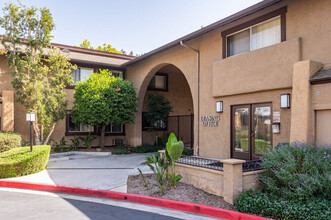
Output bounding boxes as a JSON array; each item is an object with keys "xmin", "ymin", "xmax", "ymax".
[{"xmin": 0, "ymin": 180, "xmax": 267, "ymax": 220}]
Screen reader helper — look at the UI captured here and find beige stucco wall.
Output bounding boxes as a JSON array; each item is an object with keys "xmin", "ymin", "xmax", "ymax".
[
  {"xmin": 175, "ymin": 163, "xmax": 224, "ymax": 197},
  {"xmin": 213, "ymin": 38, "xmax": 301, "ymax": 97},
  {"xmin": 126, "ymin": 0, "xmax": 331, "ymax": 157}
]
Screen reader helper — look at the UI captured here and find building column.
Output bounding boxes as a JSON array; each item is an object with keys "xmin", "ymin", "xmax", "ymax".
[
  {"xmin": 290, "ymin": 60, "xmax": 322, "ymax": 143},
  {"xmin": 1, "ymin": 90, "xmax": 14, "ymax": 131},
  {"xmin": 220, "ymin": 159, "xmax": 245, "ymax": 204}
]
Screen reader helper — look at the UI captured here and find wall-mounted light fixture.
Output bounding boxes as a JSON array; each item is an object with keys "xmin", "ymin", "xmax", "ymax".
[
  {"xmin": 280, "ymin": 93, "xmax": 290, "ymax": 109},
  {"xmin": 216, "ymin": 101, "xmax": 223, "ymax": 113},
  {"xmin": 272, "ymin": 122, "xmax": 280, "ymax": 134}
]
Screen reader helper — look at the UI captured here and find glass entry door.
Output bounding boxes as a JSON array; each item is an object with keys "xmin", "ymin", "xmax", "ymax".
[{"xmin": 232, "ymin": 103, "xmax": 272, "ymax": 160}]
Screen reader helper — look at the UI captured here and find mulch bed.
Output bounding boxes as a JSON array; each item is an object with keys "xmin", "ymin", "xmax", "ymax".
[{"xmin": 127, "ymin": 174, "xmax": 235, "ymax": 210}]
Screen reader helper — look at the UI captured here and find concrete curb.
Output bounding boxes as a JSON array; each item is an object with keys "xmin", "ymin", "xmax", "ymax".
[{"xmin": 0, "ymin": 181, "xmax": 267, "ymax": 220}]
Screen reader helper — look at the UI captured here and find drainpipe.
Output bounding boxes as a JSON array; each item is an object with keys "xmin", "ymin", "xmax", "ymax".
[{"xmin": 180, "ymin": 40, "xmax": 200, "ymax": 156}]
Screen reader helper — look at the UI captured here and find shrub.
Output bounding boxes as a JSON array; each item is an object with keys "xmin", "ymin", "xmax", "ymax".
[
  {"xmin": 259, "ymin": 141, "xmax": 330, "ymax": 199},
  {"xmin": 182, "ymin": 148, "xmax": 193, "ymax": 156},
  {"xmin": 145, "ymin": 153, "xmax": 168, "ymax": 193},
  {"xmin": 112, "ymin": 145, "xmax": 129, "ymax": 155},
  {"xmin": 131, "ymin": 145, "xmax": 163, "ymax": 153},
  {"xmin": 0, "ymin": 131, "xmax": 22, "ymax": 153},
  {"xmin": 235, "ymin": 189, "xmax": 331, "ymax": 220},
  {"xmin": 0, "ymin": 145, "xmax": 51, "ymax": 178}
]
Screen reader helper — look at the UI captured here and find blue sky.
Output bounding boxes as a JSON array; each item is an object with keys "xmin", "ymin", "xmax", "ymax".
[{"xmin": 0, "ymin": 0, "xmax": 262, "ymax": 55}]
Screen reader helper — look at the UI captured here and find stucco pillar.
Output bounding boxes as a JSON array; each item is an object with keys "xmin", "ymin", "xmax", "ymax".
[
  {"xmin": 290, "ymin": 60, "xmax": 322, "ymax": 143},
  {"xmin": 220, "ymin": 159, "xmax": 245, "ymax": 204},
  {"xmin": 1, "ymin": 90, "xmax": 14, "ymax": 131}
]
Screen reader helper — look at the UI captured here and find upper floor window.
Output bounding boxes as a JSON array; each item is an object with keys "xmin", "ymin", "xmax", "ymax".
[
  {"xmin": 148, "ymin": 73, "xmax": 168, "ymax": 91},
  {"xmin": 226, "ymin": 16, "xmax": 281, "ymax": 57},
  {"xmin": 71, "ymin": 67, "xmax": 94, "ymax": 84},
  {"xmin": 111, "ymin": 70, "xmax": 123, "ymax": 78},
  {"xmin": 222, "ymin": 7, "xmax": 287, "ymax": 58}
]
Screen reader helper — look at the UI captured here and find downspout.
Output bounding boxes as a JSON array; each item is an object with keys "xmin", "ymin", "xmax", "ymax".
[{"xmin": 180, "ymin": 40, "xmax": 200, "ymax": 156}]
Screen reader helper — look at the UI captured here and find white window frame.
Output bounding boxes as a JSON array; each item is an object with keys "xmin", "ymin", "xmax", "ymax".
[
  {"xmin": 226, "ymin": 16, "xmax": 281, "ymax": 57},
  {"xmin": 71, "ymin": 67, "xmax": 94, "ymax": 85}
]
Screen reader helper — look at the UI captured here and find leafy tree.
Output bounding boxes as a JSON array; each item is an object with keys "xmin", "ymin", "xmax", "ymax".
[
  {"xmin": 0, "ymin": 3, "xmax": 76, "ymax": 145},
  {"xmin": 71, "ymin": 69, "xmax": 138, "ymax": 149},
  {"xmin": 145, "ymin": 94, "xmax": 172, "ymax": 144},
  {"xmin": 79, "ymin": 39, "xmax": 122, "ymax": 54}
]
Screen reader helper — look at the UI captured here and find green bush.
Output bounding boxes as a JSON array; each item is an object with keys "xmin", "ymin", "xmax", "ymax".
[
  {"xmin": 235, "ymin": 142, "xmax": 331, "ymax": 219},
  {"xmin": 259, "ymin": 142, "xmax": 330, "ymax": 199},
  {"xmin": 235, "ymin": 189, "xmax": 331, "ymax": 220},
  {"xmin": 182, "ymin": 148, "xmax": 193, "ymax": 156},
  {"xmin": 0, "ymin": 131, "xmax": 22, "ymax": 153},
  {"xmin": 0, "ymin": 145, "xmax": 51, "ymax": 178},
  {"xmin": 131, "ymin": 145, "xmax": 164, "ymax": 153},
  {"xmin": 112, "ymin": 145, "xmax": 129, "ymax": 155}
]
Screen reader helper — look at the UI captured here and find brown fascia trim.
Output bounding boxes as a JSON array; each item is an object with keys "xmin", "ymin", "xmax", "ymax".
[
  {"xmin": 51, "ymin": 42, "xmax": 135, "ymax": 61},
  {"xmin": 121, "ymin": 0, "xmax": 284, "ymax": 67},
  {"xmin": 310, "ymin": 78, "xmax": 331, "ymax": 85}
]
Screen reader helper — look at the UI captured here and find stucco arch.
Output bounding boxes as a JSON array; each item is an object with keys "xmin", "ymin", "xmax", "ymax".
[{"xmin": 125, "ymin": 50, "xmax": 199, "ymax": 147}]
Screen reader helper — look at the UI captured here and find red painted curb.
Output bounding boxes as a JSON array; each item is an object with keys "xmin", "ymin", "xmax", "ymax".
[{"xmin": 0, "ymin": 181, "xmax": 267, "ymax": 220}]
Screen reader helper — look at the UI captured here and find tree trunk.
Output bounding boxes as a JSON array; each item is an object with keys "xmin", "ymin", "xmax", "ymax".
[
  {"xmin": 43, "ymin": 123, "xmax": 56, "ymax": 145},
  {"xmin": 100, "ymin": 123, "xmax": 106, "ymax": 150}
]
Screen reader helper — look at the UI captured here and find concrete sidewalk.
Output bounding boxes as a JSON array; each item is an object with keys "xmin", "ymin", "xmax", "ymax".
[{"xmin": 3, "ymin": 152, "xmax": 155, "ymax": 193}]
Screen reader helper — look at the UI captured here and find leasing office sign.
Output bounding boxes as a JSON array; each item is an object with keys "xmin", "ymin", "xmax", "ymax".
[{"xmin": 201, "ymin": 116, "xmax": 220, "ymax": 127}]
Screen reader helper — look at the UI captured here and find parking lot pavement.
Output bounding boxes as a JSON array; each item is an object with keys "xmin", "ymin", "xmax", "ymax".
[
  {"xmin": 2, "ymin": 153, "xmax": 155, "ymax": 192},
  {"xmin": 0, "ymin": 187, "xmax": 220, "ymax": 220}
]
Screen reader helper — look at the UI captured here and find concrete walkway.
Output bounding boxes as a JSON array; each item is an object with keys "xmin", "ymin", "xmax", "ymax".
[{"xmin": 3, "ymin": 152, "xmax": 155, "ymax": 193}]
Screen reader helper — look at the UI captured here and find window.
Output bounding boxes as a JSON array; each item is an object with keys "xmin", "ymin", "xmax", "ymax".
[
  {"xmin": 67, "ymin": 114, "xmax": 94, "ymax": 133},
  {"xmin": 71, "ymin": 67, "xmax": 94, "ymax": 84},
  {"xmin": 226, "ymin": 16, "xmax": 281, "ymax": 57},
  {"xmin": 105, "ymin": 124, "xmax": 123, "ymax": 134},
  {"xmin": 148, "ymin": 73, "xmax": 168, "ymax": 91},
  {"xmin": 111, "ymin": 70, "xmax": 123, "ymax": 78},
  {"xmin": 222, "ymin": 7, "xmax": 287, "ymax": 58}
]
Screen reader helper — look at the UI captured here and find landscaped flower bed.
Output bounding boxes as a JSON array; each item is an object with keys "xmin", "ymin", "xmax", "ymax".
[
  {"xmin": 235, "ymin": 142, "xmax": 331, "ymax": 219},
  {"xmin": 0, "ymin": 145, "xmax": 51, "ymax": 178}
]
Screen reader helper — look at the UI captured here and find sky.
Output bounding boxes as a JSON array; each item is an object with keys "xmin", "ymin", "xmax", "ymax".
[{"xmin": 0, "ymin": 0, "xmax": 262, "ymax": 55}]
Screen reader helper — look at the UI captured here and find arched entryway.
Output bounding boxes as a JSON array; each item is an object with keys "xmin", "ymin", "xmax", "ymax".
[{"xmin": 140, "ymin": 64, "xmax": 194, "ymax": 147}]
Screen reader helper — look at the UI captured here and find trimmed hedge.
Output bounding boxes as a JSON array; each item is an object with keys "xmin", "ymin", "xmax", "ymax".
[
  {"xmin": 0, "ymin": 131, "xmax": 21, "ymax": 153},
  {"xmin": 0, "ymin": 145, "xmax": 51, "ymax": 178},
  {"xmin": 131, "ymin": 145, "xmax": 164, "ymax": 153},
  {"xmin": 235, "ymin": 189, "xmax": 331, "ymax": 220}
]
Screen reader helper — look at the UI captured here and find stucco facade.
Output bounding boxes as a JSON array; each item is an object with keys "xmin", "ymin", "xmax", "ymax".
[{"xmin": 0, "ymin": 0, "xmax": 330, "ymax": 160}]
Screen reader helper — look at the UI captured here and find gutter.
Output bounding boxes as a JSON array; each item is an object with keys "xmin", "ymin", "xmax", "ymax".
[{"xmin": 180, "ymin": 41, "xmax": 200, "ymax": 156}]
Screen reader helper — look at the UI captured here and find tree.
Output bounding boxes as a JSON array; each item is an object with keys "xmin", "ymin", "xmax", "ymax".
[
  {"xmin": 145, "ymin": 94, "xmax": 172, "ymax": 144},
  {"xmin": 71, "ymin": 69, "xmax": 138, "ymax": 149},
  {"xmin": 0, "ymin": 3, "xmax": 76, "ymax": 145},
  {"xmin": 79, "ymin": 39, "xmax": 122, "ymax": 54}
]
